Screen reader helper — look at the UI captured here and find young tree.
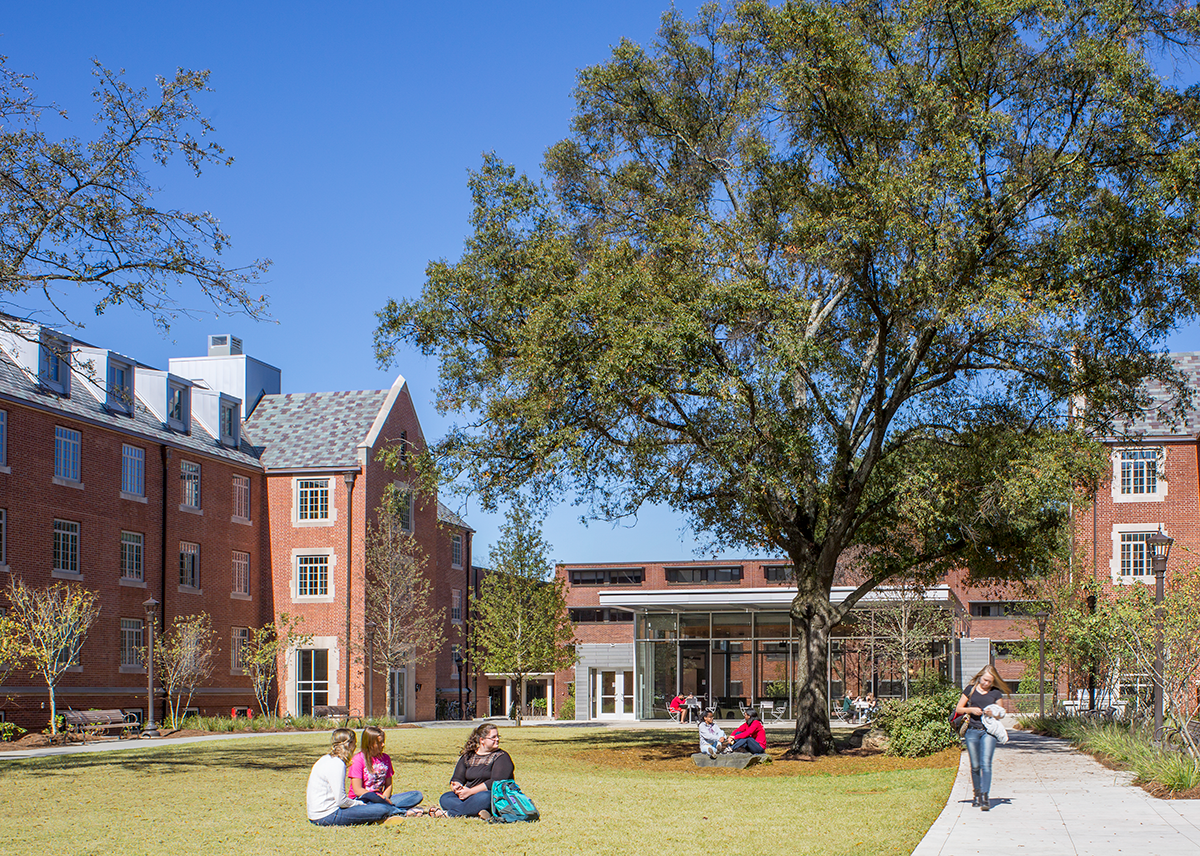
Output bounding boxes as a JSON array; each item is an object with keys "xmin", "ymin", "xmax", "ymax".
[
  {"xmin": 0, "ymin": 612, "xmax": 24, "ymax": 689},
  {"xmin": 5, "ymin": 580, "xmax": 99, "ymax": 735},
  {"xmin": 239, "ymin": 613, "xmax": 311, "ymax": 717},
  {"xmin": 376, "ymin": 1, "xmax": 1200, "ymax": 754},
  {"xmin": 364, "ymin": 485, "xmax": 447, "ymax": 717},
  {"xmin": 0, "ymin": 54, "xmax": 269, "ymax": 334},
  {"xmin": 153, "ymin": 613, "xmax": 217, "ymax": 729},
  {"xmin": 869, "ymin": 579, "xmax": 950, "ymax": 700},
  {"xmin": 470, "ymin": 499, "xmax": 576, "ymax": 726}
]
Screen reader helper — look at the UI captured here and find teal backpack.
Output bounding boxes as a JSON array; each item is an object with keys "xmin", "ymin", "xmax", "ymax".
[{"xmin": 490, "ymin": 779, "xmax": 539, "ymax": 823}]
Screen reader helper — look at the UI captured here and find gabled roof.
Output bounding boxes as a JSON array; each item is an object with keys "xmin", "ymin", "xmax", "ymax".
[
  {"xmin": 243, "ymin": 388, "xmax": 390, "ymax": 470},
  {"xmin": 0, "ymin": 341, "xmax": 262, "ymax": 468},
  {"xmin": 437, "ymin": 500, "xmax": 474, "ymax": 533},
  {"xmin": 1116, "ymin": 352, "xmax": 1200, "ymax": 438}
]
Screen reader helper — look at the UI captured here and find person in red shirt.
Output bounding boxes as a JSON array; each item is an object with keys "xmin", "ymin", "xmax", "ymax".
[
  {"xmin": 730, "ymin": 709, "xmax": 766, "ymax": 754},
  {"xmin": 669, "ymin": 694, "xmax": 685, "ymax": 721}
]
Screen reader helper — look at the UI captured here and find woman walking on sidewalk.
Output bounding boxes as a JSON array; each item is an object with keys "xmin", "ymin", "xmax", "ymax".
[{"xmin": 955, "ymin": 664, "xmax": 1011, "ymax": 811}]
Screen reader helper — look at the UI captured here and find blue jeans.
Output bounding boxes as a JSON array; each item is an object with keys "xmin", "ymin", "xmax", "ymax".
[
  {"xmin": 964, "ymin": 726, "xmax": 997, "ymax": 794},
  {"xmin": 310, "ymin": 801, "xmax": 395, "ymax": 826},
  {"xmin": 439, "ymin": 789, "xmax": 491, "ymax": 817},
  {"xmin": 360, "ymin": 789, "xmax": 423, "ymax": 815},
  {"xmin": 730, "ymin": 737, "xmax": 764, "ymax": 754}
]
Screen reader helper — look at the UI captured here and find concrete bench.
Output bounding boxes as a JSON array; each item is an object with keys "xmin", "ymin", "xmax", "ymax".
[
  {"xmin": 691, "ymin": 752, "xmax": 771, "ymax": 769},
  {"xmin": 63, "ymin": 709, "xmax": 137, "ymax": 743}
]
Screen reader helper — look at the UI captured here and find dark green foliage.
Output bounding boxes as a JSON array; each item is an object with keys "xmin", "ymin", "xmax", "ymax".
[{"xmin": 874, "ymin": 689, "xmax": 963, "ymax": 757}]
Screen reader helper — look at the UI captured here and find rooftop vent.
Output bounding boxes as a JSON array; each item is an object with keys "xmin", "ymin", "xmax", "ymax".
[{"xmin": 208, "ymin": 334, "xmax": 243, "ymax": 357}]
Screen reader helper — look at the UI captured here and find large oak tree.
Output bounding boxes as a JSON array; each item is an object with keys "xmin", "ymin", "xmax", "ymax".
[{"xmin": 377, "ymin": 0, "xmax": 1200, "ymax": 754}]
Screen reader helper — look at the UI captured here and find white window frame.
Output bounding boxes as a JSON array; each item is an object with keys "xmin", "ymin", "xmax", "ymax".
[
  {"xmin": 451, "ymin": 532, "xmax": 463, "ymax": 569},
  {"xmin": 107, "ymin": 359, "xmax": 134, "ymax": 415},
  {"xmin": 451, "ymin": 589, "xmax": 462, "ymax": 624},
  {"xmin": 53, "ymin": 425, "xmax": 82, "ymax": 484},
  {"xmin": 1110, "ymin": 523, "xmax": 1165, "ymax": 583},
  {"xmin": 1112, "ymin": 447, "xmax": 1167, "ymax": 503},
  {"xmin": 179, "ymin": 541, "xmax": 200, "ymax": 591},
  {"xmin": 0, "ymin": 410, "xmax": 7, "ymax": 470},
  {"xmin": 40, "ymin": 335, "xmax": 70, "ymax": 395},
  {"xmin": 0, "ymin": 509, "xmax": 7, "ymax": 571},
  {"xmin": 394, "ymin": 486, "xmax": 414, "ymax": 533},
  {"xmin": 181, "ymin": 460, "xmax": 202, "ymax": 512},
  {"xmin": 232, "ymin": 474, "xmax": 251, "ymax": 523},
  {"xmin": 231, "ymin": 626, "xmax": 251, "ymax": 673},
  {"xmin": 292, "ymin": 477, "xmax": 336, "ymax": 526},
  {"xmin": 291, "ymin": 548, "xmax": 336, "ymax": 603},
  {"xmin": 120, "ymin": 618, "xmax": 145, "ymax": 671},
  {"xmin": 167, "ymin": 381, "xmax": 190, "ymax": 432},
  {"xmin": 120, "ymin": 531, "xmax": 144, "ymax": 584},
  {"xmin": 232, "ymin": 550, "xmax": 251, "ymax": 599},
  {"xmin": 121, "ymin": 444, "xmax": 146, "ymax": 499},
  {"xmin": 219, "ymin": 401, "xmax": 239, "ymax": 447},
  {"xmin": 53, "ymin": 519, "xmax": 80, "ymax": 577}
]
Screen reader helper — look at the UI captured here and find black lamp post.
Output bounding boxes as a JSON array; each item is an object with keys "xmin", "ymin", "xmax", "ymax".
[
  {"xmin": 142, "ymin": 597, "xmax": 160, "ymax": 738},
  {"xmin": 1149, "ymin": 530, "xmax": 1173, "ymax": 741},
  {"xmin": 455, "ymin": 650, "xmax": 465, "ymax": 719},
  {"xmin": 1035, "ymin": 611, "xmax": 1049, "ymax": 719},
  {"xmin": 365, "ymin": 621, "xmax": 376, "ymax": 720}
]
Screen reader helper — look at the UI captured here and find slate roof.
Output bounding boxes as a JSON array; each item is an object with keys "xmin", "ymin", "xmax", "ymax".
[
  {"xmin": 243, "ymin": 389, "xmax": 389, "ymax": 469},
  {"xmin": 1116, "ymin": 352, "xmax": 1200, "ymax": 438},
  {"xmin": 437, "ymin": 500, "xmax": 474, "ymax": 532},
  {"xmin": 0, "ymin": 344, "xmax": 263, "ymax": 467}
]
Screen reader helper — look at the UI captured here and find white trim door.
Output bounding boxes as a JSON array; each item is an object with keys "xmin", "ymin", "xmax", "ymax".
[{"xmin": 592, "ymin": 669, "xmax": 635, "ymax": 719}]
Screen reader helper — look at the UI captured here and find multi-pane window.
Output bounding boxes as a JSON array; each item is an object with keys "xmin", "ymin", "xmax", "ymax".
[
  {"xmin": 231, "ymin": 627, "xmax": 251, "ymax": 671},
  {"xmin": 298, "ymin": 479, "xmax": 330, "ymax": 520},
  {"xmin": 121, "ymin": 444, "xmax": 145, "ymax": 496},
  {"xmin": 395, "ymin": 488, "xmax": 413, "ymax": 532},
  {"xmin": 0, "ymin": 410, "xmax": 7, "ymax": 466},
  {"xmin": 569, "ymin": 568, "xmax": 645, "ymax": 586},
  {"xmin": 168, "ymin": 385, "xmax": 186, "ymax": 422},
  {"xmin": 1120, "ymin": 449, "xmax": 1159, "ymax": 495},
  {"xmin": 665, "ymin": 565, "xmax": 743, "ymax": 584},
  {"xmin": 1120, "ymin": 532, "xmax": 1153, "ymax": 578},
  {"xmin": 451, "ymin": 533, "xmax": 463, "ymax": 568},
  {"xmin": 296, "ymin": 649, "xmax": 329, "ymax": 715},
  {"xmin": 232, "ymin": 475, "xmax": 250, "ymax": 520},
  {"xmin": 764, "ymin": 564, "xmax": 794, "ymax": 583},
  {"xmin": 232, "ymin": 551, "xmax": 250, "ymax": 596},
  {"xmin": 54, "ymin": 426, "xmax": 81, "ymax": 481},
  {"xmin": 179, "ymin": 542, "xmax": 200, "ymax": 588},
  {"xmin": 121, "ymin": 532, "xmax": 144, "ymax": 581},
  {"xmin": 181, "ymin": 461, "xmax": 201, "ymax": 509},
  {"xmin": 451, "ymin": 589, "xmax": 462, "ymax": 624},
  {"xmin": 569, "ymin": 608, "xmax": 635, "ymax": 623},
  {"xmin": 53, "ymin": 520, "xmax": 80, "ymax": 574},
  {"xmin": 297, "ymin": 555, "xmax": 329, "ymax": 597},
  {"xmin": 120, "ymin": 618, "xmax": 144, "ymax": 668},
  {"xmin": 220, "ymin": 403, "xmax": 238, "ymax": 445}
]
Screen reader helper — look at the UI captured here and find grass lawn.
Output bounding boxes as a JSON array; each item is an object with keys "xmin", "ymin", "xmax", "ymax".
[{"xmin": 0, "ymin": 726, "xmax": 957, "ymax": 856}]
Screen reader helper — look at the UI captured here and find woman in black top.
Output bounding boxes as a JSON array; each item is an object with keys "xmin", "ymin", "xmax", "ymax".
[
  {"xmin": 955, "ymin": 664, "xmax": 1011, "ymax": 811},
  {"xmin": 439, "ymin": 723, "xmax": 514, "ymax": 819}
]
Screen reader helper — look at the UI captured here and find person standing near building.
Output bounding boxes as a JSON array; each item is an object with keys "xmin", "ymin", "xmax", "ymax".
[{"xmin": 954, "ymin": 664, "xmax": 1011, "ymax": 811}]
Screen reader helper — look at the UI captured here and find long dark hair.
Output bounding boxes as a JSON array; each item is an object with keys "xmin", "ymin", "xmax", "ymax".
[{"xmin": 460, "ymin": 722, "xmax": 498, "ymax": 757}]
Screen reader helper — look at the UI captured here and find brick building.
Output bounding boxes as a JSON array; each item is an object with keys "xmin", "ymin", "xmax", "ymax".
[{"xmin": 0, "ymin": 323, "xmax": 471, "ymax": 729}]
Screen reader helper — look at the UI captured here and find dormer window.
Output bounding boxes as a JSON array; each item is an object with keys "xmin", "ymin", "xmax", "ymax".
[
  {"xmin": 167, "ymin": 382, "xmax": 189, "ymax": 432},
  {"xmin": 40, "ymin": 336, "xmax": 70, "ymax": 395},
  {"xmin": 107, "ymin": 360, "xmax": 134, "ymax": 415},
  {"xmin": 219, "ymin": 401, "xmax": 239, "ymax": 447}
]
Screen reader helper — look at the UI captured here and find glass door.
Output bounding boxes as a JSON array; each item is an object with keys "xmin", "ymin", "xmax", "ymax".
[
  {"xmin": 296, "ymin": 649, "xmax": 328, "ymax": 715},
  {"xmin": 390, "ymin": 667, "xmax": 408, "ymax": 720},
  {"xmin": 592, "ymin": 669, "xmax": 636, "ymax": 719}
]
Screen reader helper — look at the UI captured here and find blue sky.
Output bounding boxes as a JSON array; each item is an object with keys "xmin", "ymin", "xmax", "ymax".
[{"xmin": 3, "ymin": 2, "xmax": 1197, "ymax": 565}]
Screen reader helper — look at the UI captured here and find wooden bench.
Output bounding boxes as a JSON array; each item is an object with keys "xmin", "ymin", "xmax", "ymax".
[
  {"xmin": 312, "ymin": 705, "xmax": 350, "ymax": 723},
  {"xmin": 64, "ymin": 709, "xmax": 138, "ymax": 743}
]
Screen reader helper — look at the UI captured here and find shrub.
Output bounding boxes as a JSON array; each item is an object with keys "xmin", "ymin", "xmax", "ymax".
[
  {"xmin": 874, "ymin": 688, "xmax": 962, "ymax": 757},
  {"xmin": 557, "ymin": 695, "xmax": 576, "ymax": 720},
  {"xmin": 0, "ymin": 721, "xmax": 27, "ymax": 742}
]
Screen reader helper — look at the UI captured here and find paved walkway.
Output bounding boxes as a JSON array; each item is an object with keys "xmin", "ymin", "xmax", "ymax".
[{"xmin": 912, "ymin": 730, "xmax": 1200, "ymax": 856}]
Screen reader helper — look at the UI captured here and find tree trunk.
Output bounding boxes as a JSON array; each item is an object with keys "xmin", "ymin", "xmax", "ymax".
[
  {"xmin": 48, "ymin": 682, "xmax": 59, "ymax": 736},
  {"xmin": 513, "ymin": 677, "xmax": 524, "ymax": 727},
  {"xmin": 385, "ymin": 676, "xmax": 393, "ymax": 721},
  {"xmin": 787, "ymin": 595, "xmax": 836, "ymax": 756}
]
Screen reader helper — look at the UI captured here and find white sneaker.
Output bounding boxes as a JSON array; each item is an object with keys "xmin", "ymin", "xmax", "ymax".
[{"xmin": 707, "ymin": 748, "xmax": 717, "ymax": 758}]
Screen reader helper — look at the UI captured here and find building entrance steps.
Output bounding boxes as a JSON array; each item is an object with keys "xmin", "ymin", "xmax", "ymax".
[{"xmin": 912, "ymin": 730, "xmax": 1200, "ymax": 856}]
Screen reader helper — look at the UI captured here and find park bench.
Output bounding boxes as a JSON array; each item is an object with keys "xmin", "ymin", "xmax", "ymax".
[
  {"xmin": 312, "ymin": 705, "xmax": 350, "ymax": 723},
  {"xmin": 63, "ymin": 709, "xmax": 138, "ymax": 743}
]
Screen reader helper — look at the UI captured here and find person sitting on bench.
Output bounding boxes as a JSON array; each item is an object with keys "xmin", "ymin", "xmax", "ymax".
[{"xmin": 729, "ymin": 709, "xmax": 766, "ymax": 754}]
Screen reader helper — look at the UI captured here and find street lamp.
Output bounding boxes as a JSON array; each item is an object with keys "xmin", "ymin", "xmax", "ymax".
[
  {"xmin": 142, "ymin": 597, "xmax": 160, "ymax": 738},
  {"xmin": 365, "ymin": 621, "xmax": 376, "ymax": 719},
  {"xmin": 1149, "ymin": 530, "xmax": 1173, "ymax": 741},
  {"xmin": 1035, "ymin": 611, "xmax": 1049, "ymax": 719}
]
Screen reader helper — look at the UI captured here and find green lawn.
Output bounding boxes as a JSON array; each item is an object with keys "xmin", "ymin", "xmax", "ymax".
[{"xmin": 0, "ymin": 726, "xmax": 956, "ymax": 856}]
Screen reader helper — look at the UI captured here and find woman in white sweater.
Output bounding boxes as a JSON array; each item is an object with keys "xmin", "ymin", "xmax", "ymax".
[{"xmin": 306, "ymin": 728, "xmax": 395, "ymax": 826}]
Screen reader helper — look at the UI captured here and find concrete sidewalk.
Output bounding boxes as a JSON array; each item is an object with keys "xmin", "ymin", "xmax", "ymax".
[{"xmin": 912, "ymin": 730, "xmax": 1200, "ymax": 856}]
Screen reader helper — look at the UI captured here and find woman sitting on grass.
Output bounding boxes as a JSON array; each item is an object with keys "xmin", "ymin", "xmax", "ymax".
[
  {"xmin": 348, "ymin": 726, "xmax": 437, "ymax": 818},
  {"xmin": 439, "ymin": 723, "xmax": 514, "ymax": 820},
  {"xmin": 306, "ymin": 728, "xmax": 395, "ymax": 826}
]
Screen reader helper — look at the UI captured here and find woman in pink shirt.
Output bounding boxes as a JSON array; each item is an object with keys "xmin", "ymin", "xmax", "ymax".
[{"xmin": 347, "ymin": 726, "xmax": 428, "ymax": 817}]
